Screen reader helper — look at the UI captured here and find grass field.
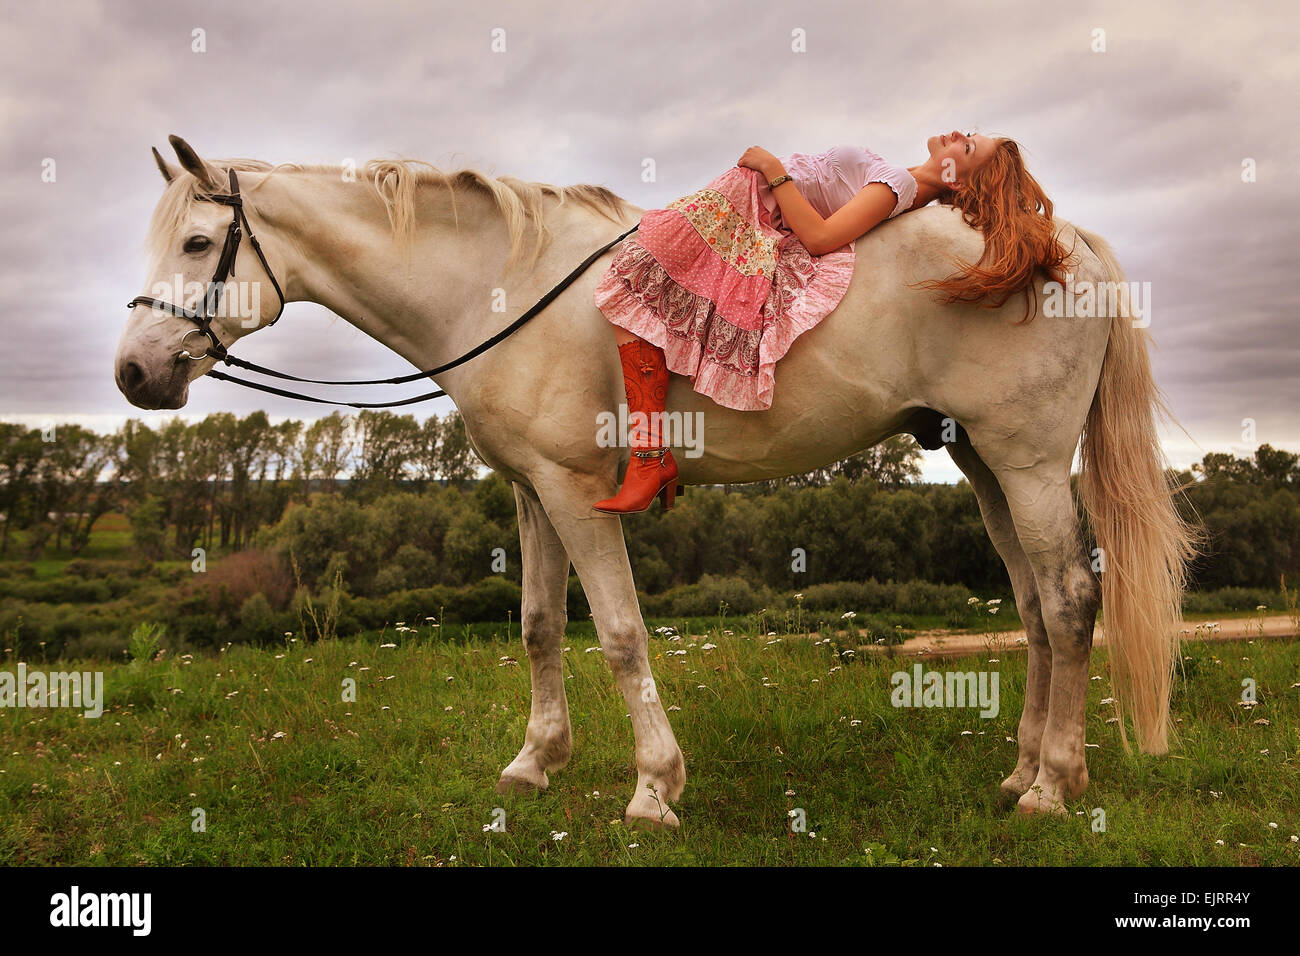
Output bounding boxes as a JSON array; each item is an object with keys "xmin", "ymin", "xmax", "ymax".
[{"xmin": 1, "ymin": 621, "xmax": 1297, "ymax": 866}]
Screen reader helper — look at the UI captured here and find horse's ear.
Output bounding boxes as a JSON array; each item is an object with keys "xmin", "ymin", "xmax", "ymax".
[
  {"xmin": 152, "ymin": 146, "xmax": 178, "ymax": 183},
  {"xmin": 168, "ymin": 135, "xmax": 219, "ymax": 190}
]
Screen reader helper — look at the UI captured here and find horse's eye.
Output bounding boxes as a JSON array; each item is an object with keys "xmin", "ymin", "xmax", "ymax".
[{"xmin": 184, "ymin": 236, "xmax": 211, "ymax": 254}]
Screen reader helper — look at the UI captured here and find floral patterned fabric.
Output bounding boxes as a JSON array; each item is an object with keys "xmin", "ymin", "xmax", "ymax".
[{"xmin": 593, "ymin": 164, "xmax": 856, "ymax": 411}]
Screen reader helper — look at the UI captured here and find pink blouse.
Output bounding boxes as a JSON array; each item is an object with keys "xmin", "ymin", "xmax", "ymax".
[{"xmin": 757, "ymin": 145, "xmax": 918, "ymax": 251}]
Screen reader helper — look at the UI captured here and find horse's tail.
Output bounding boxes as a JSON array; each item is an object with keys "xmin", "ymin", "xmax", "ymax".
[{"xmin": 1074, "ymin": 226, "xmax": 1201, "ymax": 755}]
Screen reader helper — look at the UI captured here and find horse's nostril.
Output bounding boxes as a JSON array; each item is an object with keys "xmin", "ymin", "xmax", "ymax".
[{"xmin": 121, "ymin": 361, "xmax": 145, "ymax": 393}]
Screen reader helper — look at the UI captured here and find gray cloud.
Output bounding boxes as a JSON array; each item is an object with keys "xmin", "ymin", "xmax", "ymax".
[{"xmin": 1, "ymin": 0, "xmax": 1296, "ymax": 481}]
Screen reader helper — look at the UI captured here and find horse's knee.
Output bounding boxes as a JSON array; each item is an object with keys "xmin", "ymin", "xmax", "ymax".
[
  {"xmin": 599, "ymin": 619, "xmax": 649, "ymax": 676},
  {"xmin": 521, "ymin": 605, "xmax": 566, "ymax": 654},
  {"xmin": 1042, "ymin": 561, "xmax": 1100, "ymax": 655}
]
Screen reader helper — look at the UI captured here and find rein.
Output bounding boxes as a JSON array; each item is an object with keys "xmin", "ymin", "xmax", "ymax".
[{"xmin": 127, "ymin": 168, "xmax": 641, "ymax": 409}]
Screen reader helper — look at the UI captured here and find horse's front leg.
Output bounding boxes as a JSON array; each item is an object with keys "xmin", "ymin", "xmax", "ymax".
[
  {"xmin": 497, "ymin": 482, "xmax": 573, "ymax": 793},
  {"xmin": 533, "ymin": 467, "xmax": 686, "ymax": 828}
]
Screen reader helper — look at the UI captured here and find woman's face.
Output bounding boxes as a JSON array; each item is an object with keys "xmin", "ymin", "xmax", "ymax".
[{"xmin": 925, "ymin": 130, "xmax": 994, "ymax": 185}]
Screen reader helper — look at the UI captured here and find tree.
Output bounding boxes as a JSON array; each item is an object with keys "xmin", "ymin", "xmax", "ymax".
[{"xmin": 434, "ymin": 411, "xmax": 481, "ymax": 489}]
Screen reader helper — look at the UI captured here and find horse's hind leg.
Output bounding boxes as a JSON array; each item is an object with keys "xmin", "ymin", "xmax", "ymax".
[
  {"xmin": 984, "ymin": 455, "xmax": 1101, "ymax": 814},
  {"xmin": 946, "ymin": 435, "xmax": 1052, "ymax": 804},
  {"xmin": 497, "ymin": 482, "xmax": 573, "ymax": 793}
]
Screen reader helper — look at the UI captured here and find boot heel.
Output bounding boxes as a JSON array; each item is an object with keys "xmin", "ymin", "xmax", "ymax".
[{"xmin": 658, "ymin": 481, "xmax": 677, "ymax": 510}]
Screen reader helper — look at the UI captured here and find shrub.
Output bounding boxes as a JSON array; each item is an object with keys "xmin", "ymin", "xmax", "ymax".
[
  {"xmin": 644, "ymin": 573, "xmax": 770, "ymax": 617},
  {"xmin": 239, "ymin": 592, "xmax": 277, "ymax": 639},
  {"xmin": 127, "ymin": 622, "xmax": 164, "ymax": 663},
  {"xmin": 183, "ymin": 549, "xmax": 294, "ymax": 615}
]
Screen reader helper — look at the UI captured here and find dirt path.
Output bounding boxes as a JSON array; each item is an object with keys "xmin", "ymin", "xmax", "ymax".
[{"xmin": 842, "ymin": 613, "xmax": 1298, "ymax": 661}]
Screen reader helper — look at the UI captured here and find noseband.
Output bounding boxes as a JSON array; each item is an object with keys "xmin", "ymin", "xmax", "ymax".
[
  {"xmin": 127, "ymin": 168, "xmax": 286, "ymax": 363},
  {"xmin": 126, "ymin": 167, "xmax": 639, "ymax": 408}
]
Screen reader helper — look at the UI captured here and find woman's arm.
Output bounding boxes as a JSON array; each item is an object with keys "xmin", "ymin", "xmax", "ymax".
[{"xmin": 738, "ymin": 146, "xmax": 898, "ymax": 256}]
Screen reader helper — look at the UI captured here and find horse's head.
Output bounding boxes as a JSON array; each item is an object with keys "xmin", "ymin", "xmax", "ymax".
[{"xmin": 116, "ymin": 136, "xmax": 284, "ymax": 409}]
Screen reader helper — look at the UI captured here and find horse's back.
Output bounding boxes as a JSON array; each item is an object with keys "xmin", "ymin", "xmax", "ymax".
[{"xmin": 672, "ymin": 205, "xmax": 1112, "ymax": 484}]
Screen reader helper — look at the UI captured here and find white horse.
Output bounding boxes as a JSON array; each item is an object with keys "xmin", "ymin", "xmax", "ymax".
[{"xmin": 117, "ymin": 136, "xmax": 1198, "ymax": 827}]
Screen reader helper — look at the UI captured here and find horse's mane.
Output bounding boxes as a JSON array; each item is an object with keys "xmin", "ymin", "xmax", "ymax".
[{"xmin": 145, "ymin": 157, "xmax": 634, "ymax": 272}]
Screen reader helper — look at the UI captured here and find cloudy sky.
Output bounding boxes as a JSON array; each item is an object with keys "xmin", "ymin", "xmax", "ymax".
[{"xmin": 1, "ymin": 0, "xmax": 1295, "ymax": 482}]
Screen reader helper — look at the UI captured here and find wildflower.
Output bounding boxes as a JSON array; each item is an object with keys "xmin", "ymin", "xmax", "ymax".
[
  {"xmin": 550, "ymin": 831, "xmax": 568, "ymax": 842},
  {"xmin": 967, "ymin": 597, "xmax": 980, "ymax": 605},
  {"xmin": 841, "ymin": 611, "xmax": 857, "ymax": 620},
  {"xmin": 380, "ymin": 643, "xmax": 397, "ymax": 649},
  {"xmin": 271, "ymin": 731, "xmax": 286, "ymax": 740}
]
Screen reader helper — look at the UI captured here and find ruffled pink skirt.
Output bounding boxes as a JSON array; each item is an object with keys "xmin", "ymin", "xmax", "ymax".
[{"xmin": 593, "ymin": 165, "xmax": 855, "ymax": 411}]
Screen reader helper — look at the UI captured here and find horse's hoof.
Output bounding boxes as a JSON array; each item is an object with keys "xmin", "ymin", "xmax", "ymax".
[
  {"xmin": 1015, "ymin": 786, "xmax": 1068, "ymax": 816},
  {"xmin": 624, "ymin": 789, "xmax": 680, "ymax": 829},
  {"xmin": 995, "ymin": 782, "xmax": 1024, "ymax": 810},
  {"xmin": 625, "ymin": 806, "xmax": 680, "ymax": 830},
  {"xmin": 997, "ymin": 768, "xmax": 1035, "ymax": 809},
  {"xmin": 496, "ymin": 769, "xmax": 548, "ymax": 795}
]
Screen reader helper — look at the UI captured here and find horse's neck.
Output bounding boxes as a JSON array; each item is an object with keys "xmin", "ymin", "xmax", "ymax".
[{"xmin": 260, "ymin": 171, "xmax": 528, "ymax": 378}]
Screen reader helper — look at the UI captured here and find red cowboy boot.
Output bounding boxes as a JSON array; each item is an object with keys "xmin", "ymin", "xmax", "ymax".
[{"xmin": 593, "ymin": 339, "xmax": 682, "ymax": 513}]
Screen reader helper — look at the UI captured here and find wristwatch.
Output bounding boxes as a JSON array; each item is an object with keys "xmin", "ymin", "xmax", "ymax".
[{"xmin": 768, "ymin": 174, "xmax": 793, "ymax": 189}]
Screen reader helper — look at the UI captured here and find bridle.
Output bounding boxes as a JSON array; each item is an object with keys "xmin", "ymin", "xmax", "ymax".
[
  {"xmin": 127, "ymin": 168, "xmax": 286, "ymax": 366},
  {"xmin": 126, "ymin": 167, "xmax": 640, "ymax": 409}
]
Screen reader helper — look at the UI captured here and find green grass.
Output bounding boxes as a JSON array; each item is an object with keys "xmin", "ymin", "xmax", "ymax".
[{"xmin": 1, "ymin": 622, "xmax": 1296, "ymax": 866}]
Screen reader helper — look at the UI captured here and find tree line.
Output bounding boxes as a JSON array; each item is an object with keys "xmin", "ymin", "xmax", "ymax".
[
  {"xmin": 1, "ymin": 410, "xmax": 1297, "ymax": 594},
  {"xmin": 0, "ymin": 410, "xmax": 478, "ymax": 560}
]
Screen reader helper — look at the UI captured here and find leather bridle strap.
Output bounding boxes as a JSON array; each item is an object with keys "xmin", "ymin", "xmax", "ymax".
[
  {"xmin": 126, "ymin": 168, "xmax": 286, "ymax": 359},
  {"xmin": 211, "ymin": 220, "xmax": 642, "ymax": 388},
  {"xmin": 205, "ymin": 219, "xmax": 639, "ymax": 407},
  {"xmin": 126, "ymin": 166, "xmax": 640, "ymax": 408},
  {"xmin": 205, "ymin": 217, "xmax": 642, "ymax": 408}
]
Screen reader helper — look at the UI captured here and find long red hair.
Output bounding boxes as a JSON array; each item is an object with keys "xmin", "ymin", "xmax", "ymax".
[{"xmin": 913, "ymin": 138, "xmax": 1071, "ymax": 322}]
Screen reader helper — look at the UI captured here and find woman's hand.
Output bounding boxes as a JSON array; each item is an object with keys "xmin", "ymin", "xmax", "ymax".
[{"xmin": 737, "ymin": 146, "xmax": 783, "ymax": 181}]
